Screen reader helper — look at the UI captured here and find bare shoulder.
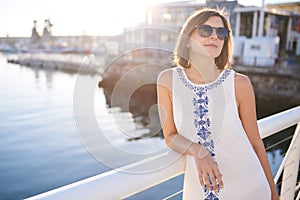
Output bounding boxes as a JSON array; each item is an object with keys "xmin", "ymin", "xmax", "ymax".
[
  {"xmin": 157, "ymin": 68, "xmax": 173, "ymax": 88},
  {"xmin": 234, "ymin": 72, "xmax": 251, "ymax": 84},
  {"xmin": 234, "ymin": 72, "xmax": 255, "ymax": 105},
  {"xmin": 234, "ymin": 72, "xmax": 253, "ymax": 90}
]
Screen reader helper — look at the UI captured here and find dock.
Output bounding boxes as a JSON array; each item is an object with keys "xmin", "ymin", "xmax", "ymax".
[
  {"xmin": 234, "ymin": 65, "xmax": 300, "ymax": 105},
  {"xmin": 6, "ymin": 53, "xmax": 102, "ymax": 75}
]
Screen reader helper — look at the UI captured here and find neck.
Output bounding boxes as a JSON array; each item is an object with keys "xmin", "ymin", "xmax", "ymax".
[{"xmin": 188, "ymin": 53, "xmax": 220, "ymax": 83}]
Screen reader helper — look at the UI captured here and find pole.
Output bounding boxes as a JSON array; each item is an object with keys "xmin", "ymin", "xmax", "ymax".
[{"xmin": 258, "ymin": 0, "xmax": 265, "ymax": 37}]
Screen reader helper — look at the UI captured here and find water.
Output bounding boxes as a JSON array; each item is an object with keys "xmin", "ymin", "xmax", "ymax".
[
  {"xmin": 0, "ymin": 53, "xmax": 167, "ymax": 200},
  {"xmin": 0, "ymin": 53, "xmax": 293, "ymax": 200}
]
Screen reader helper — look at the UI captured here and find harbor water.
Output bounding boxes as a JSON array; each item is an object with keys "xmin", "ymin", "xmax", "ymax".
[{"xmin": 0, "ymin": 53, "xmax": 292, "ymax": 200}]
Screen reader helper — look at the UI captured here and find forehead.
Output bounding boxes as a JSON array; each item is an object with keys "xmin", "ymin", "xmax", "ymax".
[{"xmin": 202, "ymin": 16, "xmax": 224, "ymax": 27}]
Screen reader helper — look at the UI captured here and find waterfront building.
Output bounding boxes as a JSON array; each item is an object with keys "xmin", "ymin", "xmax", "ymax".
[
  {"xmin": 266, "ymin": 1, "xmax": 300, "ymax": 15},
  {"xmin": 122, "ymin": 0, "xmax": 241, "ymax": 58},
  {"xmin": 121, "ymin": 0, "xmax": 300, "ymax": 67},
  {"xmin": 234, "ymin": 6, "xmax": 300, "ymax": 56}
]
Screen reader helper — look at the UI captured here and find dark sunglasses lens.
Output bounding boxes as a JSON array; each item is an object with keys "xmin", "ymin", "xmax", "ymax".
[
  {"xmin": 197, "ymin": 25, "xmax": 229, "ymax": 40},
  {"xmin": 216, "ymin": 28, "xmax": 229, "ymax": 40},
  {"xmin": 197, "ymin": 25, "xmax": 212, "ymax": 37}
]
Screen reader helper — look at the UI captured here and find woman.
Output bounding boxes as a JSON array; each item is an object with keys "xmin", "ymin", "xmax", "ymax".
[{"xmin": 157, "ymin": 8, "xmax": 279, "ymax": 199}]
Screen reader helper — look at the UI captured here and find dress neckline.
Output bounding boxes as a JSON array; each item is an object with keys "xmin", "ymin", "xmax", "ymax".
[{"xmin": 176, "ymin": 67, "xmax": 228, "ymax": 87}]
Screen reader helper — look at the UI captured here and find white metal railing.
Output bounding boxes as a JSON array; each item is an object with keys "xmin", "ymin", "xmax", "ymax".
[{"xmin": 26, "ymin": 106, "xmax": 300, "ymax": 200}]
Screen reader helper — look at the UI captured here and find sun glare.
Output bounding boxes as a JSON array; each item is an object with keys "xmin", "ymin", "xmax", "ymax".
[
  {"xmin": 0, "ymin": 0, "xmax": 154, "ymax": 37},
  {"xmin": 44, "ymin": 0, "xmax": 150, "ymax": 36},
  {"xmin": 88, "ymin": 0, "xmax": 149, "ymax": 36}
]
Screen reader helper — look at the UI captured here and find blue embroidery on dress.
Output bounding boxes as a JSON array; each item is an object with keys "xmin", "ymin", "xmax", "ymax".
[
  {"xmin": 205, "ymin": 191, "xmax": 220, "ymax": 200},
  {"xmin": 176, "ymin": 67, "xmax": 231, "ymax": 199}
]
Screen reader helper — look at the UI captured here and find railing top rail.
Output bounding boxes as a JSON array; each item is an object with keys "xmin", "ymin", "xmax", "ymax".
[
  {"xmin": 259, "ymin": 106, "xmax": 300, "ymax": 139},
  {"xmin": 26, "ymin": 106, "xmax": 300, "ymax": 200}
]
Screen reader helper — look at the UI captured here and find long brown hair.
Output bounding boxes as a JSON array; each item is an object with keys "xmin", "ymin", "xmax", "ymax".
[{"xmin": 173, "ymin": 8, "xmax": 233, "ymax": 70}]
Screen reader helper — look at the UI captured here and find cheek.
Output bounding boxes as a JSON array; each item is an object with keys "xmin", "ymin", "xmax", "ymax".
[
  {"xmin": 190, "ymin": 39, "xmax": 209, "ymax": 56},
  {"xmin": 189, "ymin": 35, "xmax": 207, "ymax": 55}
]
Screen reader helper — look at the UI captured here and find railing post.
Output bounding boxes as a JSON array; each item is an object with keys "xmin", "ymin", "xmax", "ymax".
[{"xmin": 280, "ymin": 123, "xmax": 300, "ymax": 200}]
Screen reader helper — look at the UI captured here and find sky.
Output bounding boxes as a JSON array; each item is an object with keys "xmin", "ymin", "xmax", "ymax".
[{"xmin": 0, "ymin": 0, "xmax": 294, "ymax": 37}]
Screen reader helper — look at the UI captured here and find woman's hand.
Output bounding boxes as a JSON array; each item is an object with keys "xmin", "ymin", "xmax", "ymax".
[{"xmin": 193, "ymin": 145, "xmax": 223, "ymax": 193}]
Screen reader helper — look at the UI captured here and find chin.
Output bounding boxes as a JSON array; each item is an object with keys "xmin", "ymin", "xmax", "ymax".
[
  {"xmin": 208, "ymin": 53, "xmax": 219, "ymax": 59},
  {"xmin": 208, "ymin": 51, "xmax": 221, "ymax": 59}
]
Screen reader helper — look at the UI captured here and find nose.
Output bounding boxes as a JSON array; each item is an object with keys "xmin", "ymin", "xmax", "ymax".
[{"xmin": 209, "ymin": 29, "xmax": 218, "ymax": 39}]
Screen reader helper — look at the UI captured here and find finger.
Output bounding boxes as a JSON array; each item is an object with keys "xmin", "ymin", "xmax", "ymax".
[
  {"xmin": 214, "ymin": 170, "xmax": 223, "ymax": 189},
  {"xmin": 198, "ymin": 171, "xmax": 204, "ymax": 187},
  {"xmin": 211, "ymin": 166, "xmax": 223, "ymax": 192},
  {"xmin": 211, "ymin": 166, "xmax": 223, "ymax": 185},
  {"xmin": 203, "ymin": 172, "xmax": 210, "ymax": 190},
  {"xmin": 208, "ymin": 172, "xmax": 218, "ymax": 192}
]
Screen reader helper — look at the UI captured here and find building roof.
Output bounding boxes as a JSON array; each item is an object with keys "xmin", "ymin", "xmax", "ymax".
[
  {"xmin": 234, "ymin": 6, "xmax": 297, "ymax": 16},
  {"xmin": 266, "ymin": 1, "xmax": 300, "ymax": 15},
  {"xmin": 267, "ymin": 1, "xmax": 300, "ymax": 6}
]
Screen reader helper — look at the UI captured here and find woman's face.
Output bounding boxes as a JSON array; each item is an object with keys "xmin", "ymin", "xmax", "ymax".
[{"xmin": 190, "ymin": 16, "xmax": 225, "ymax": 59}]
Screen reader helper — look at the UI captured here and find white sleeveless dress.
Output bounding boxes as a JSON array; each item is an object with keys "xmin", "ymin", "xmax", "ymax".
[{"xmin": 171, "ymin": 67, "xmax": 271, "ymax": 200}]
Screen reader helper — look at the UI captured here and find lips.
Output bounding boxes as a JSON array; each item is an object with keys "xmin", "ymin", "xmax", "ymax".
[{"xmin": 204, "ymin": 44, "xmax": 218, "ymax": 48}]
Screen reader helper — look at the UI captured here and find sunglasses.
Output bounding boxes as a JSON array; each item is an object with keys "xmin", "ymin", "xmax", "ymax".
[{"xmin": 195, "ymin": 25, "xmax": 230, "ymax": 40}]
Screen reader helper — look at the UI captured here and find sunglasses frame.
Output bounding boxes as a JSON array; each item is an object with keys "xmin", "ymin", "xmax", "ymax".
[{"xmin": 195, "ymin": 24, "xmax": 230, "ymax": 40}]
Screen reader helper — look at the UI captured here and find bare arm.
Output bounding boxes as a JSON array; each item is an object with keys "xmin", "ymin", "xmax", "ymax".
[
  {"xmin": 157, "ymin": 69, "xmax": 195, "ymax": 155},
  {"xmin": 157, "ymin": 69, "xmax": 223, "ymax": 192},
  {"xmin": 235, "ymin": 73, "xmax": 279, "ymax": 200}
]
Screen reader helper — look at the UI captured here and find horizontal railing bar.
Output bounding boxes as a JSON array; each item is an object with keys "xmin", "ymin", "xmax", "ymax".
[
  {"xmin": 26, "ymin": 106, "xmax": 300, "ymax": 200},
  {"xmin": 26, "ymin": 151, "xmax": 185, "ymax": 200},
  {"xmin": 258, "ymin": 106, "xmax": 300, "ymax": 139},
  {"xmin": 162, "ymin": 189, "xmax": 183, "ymax": 200},
  {"xmin": 265, "ymin": 135, "xmax": 293, "ymax": 151}
]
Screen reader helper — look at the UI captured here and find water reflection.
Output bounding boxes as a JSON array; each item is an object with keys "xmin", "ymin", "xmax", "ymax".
[
  {"xmin": 0, "ymin": 53, "xmax": 166, "ymax": 199},
  {"xmin": 98, "ymin": 48, "xmax": 172, "ymax": 138}
]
